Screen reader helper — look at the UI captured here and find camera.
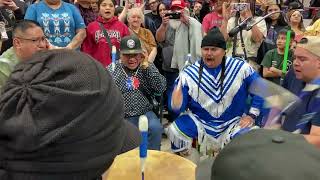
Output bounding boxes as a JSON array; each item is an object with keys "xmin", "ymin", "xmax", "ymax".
[
  {"xmin": 165, "ymin": 12, "xmax": 181, "ymax": 19},
  {"xmin": 230, "ymin": 3, "xmax": 250, "ymax": 12}
]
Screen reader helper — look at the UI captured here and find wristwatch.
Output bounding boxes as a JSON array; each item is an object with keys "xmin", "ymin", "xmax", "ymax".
[{"xmin": 247, "ymin": 113, "xmax": 257, "ymax": 120}]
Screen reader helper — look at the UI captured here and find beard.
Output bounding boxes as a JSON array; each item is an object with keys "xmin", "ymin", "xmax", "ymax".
[{"xmin": 169, "ymin": 19, "xmax": 182, "ymax": 30}]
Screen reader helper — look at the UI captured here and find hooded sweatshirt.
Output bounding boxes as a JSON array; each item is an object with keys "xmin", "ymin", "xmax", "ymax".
[{"xmin": 81, "ymin": 16, "xmax": 129, "ymax": 67}]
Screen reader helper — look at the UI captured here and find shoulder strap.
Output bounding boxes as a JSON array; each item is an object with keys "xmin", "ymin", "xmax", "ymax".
[{"xmin": 98, "ymin": 22, "xmax": 112, "ymax": 51}]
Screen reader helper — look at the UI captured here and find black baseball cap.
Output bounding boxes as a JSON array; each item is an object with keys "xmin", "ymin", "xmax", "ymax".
[{"xmin": 120, "ymin": 35, "xmax": 144, "ymax": 54}]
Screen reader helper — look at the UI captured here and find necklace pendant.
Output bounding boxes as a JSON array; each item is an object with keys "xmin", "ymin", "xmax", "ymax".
[{"xmin": 126, "ymin": 76, "xmax": 140, "ymax": 90}]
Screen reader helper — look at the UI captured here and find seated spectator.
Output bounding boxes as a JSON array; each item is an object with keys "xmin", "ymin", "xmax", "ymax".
[
  {"xmin": 75, "ymin": 0, "xmax": 98, "ymax": 25},
  {"xmin": 305, "ymin": 12, "xmax": 320, "ymax": 36},
  {"xmin": 282, "ymin": 67, "xmax": 305, "ymax": 95},
  {"xmin": 281, "ymin": 37, "xmax": 320, "ymax": 148},
  {"xmin": 261, "ymin": 28, "xmax": 295, "ymax": 85},
  {"xmin": 81, "ymin": 0, "xmax": 130, "ymax": 67},
  {"xmin": 127, "ymin": 7, "xmax": 157, "ymax": 63},
  {"xmin": 0, "ymin": 20, "xmax": 49, "ymax": 90},
  {"xmin": 24, "ymin": 0, "xmax": 87, "ymax": 49},
  {"xmin": 0, "ymin": 0, "xmax": 26, "ymax": 54},
  {"xmin": 287, "ymin": 9, "xmax": 305, "ymax": 42},
  {"xmin": 256, "ymin": 1, "xmax": 287, "ymax": 71},
  {"xmin": 107, "ymin": 35, "xmax": 166, "ymax": 150},
  {"xmin": 201, "ymin": 0, "xmax": 224, "ymax": 36},
  {"xmin": 0, "ymin": 50, "xmax": 140, "ymax": 179},
  {"xmin": 211, "ymin": 129, "xmax": 320, "ymax": 180},
  {"xmin": 191, "ymin": 1, "xmax": 202, "ymax": 22}
]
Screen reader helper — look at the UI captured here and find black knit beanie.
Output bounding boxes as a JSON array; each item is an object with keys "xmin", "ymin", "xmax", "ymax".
[{"xmin": 201, "ymin": 27, "xmax": 226, "ymax": 50}]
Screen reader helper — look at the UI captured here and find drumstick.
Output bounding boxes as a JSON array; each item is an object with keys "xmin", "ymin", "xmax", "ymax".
[
  {"xmin": 111, "ymin": 46, "xmax": 117, "ymax": 71},
  {"xmin": 139, "ymin": 115, "xmax": 148, "ymax": 180}
]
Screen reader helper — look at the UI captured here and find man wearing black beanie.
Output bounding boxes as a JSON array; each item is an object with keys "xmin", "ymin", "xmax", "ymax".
[{"xmin": 166, "ymin": 27, "xmax": 264, "ymax": 159}]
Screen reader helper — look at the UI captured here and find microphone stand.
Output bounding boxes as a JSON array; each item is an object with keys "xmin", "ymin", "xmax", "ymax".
[
  {"xmin": 228, "ymin": 10, "xmax": 282, "ymax": 59},
  {"xmin": 246, "ymin": 11, "xmax": 282, "ymax": 30}
]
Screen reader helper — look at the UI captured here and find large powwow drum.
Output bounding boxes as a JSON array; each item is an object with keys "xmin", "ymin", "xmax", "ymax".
[{"xmin": 103, "ymin": 150, "xmax": 196, "ymax": 180}]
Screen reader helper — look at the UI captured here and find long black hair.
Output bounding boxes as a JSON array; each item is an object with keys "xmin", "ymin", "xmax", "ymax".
[{"xmin": 265, "ymin": 4, "xmax": 288, "ymax": 28}]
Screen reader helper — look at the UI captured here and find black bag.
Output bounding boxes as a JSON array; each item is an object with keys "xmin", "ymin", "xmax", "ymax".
[{"xmin": 257, "ymin": 40, "xmax": 276, "ymax": 65}]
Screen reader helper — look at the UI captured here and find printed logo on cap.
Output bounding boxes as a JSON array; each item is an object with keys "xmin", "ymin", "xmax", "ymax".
[
  {"xmin": 172, "ymin": 0, "xmax": 181, "ymax": 5},
  {"xmin": 127, "ymin": 39, "xmax": 135, "ymax": 49}
]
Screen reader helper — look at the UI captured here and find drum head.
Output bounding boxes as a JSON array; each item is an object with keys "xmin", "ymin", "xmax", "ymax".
[{"xmin": 103, "ymin": 149, "xmax": 196, "ymax": 180}]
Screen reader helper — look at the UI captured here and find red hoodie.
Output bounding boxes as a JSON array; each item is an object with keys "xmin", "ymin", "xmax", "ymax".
[{"xmin": 81, "ymin": 16, "xmax": 130, "ymax": 67}]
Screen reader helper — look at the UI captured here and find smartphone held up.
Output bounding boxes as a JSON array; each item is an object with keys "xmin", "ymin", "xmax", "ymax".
[{"xmin": 165, "ymin": 12, "xmax": 181, "ymax": 19}]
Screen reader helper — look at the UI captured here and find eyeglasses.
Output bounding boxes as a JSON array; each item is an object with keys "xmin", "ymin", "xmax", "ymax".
[
  {"xmin": 15, "ymin": 36, "xmax": 47, "ymax": 46},
  {"xmin": 123, "ymin": 54, "xmax": 142, "ymax": 58}
]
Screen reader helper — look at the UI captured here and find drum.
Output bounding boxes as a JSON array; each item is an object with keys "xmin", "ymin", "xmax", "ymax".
[{"xmin": 103, "ymin": 149, "xmax": 196, "ymax": 180}]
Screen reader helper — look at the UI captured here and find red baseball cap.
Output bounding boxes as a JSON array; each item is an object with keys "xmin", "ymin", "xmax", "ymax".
[{"xmin": 171, "ymin": 0, "xmax": 186, "ymax": 10}]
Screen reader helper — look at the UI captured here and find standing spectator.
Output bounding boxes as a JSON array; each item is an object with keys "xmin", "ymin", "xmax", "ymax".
[
  {"xmin": 225, "ymin": 0, "xmax": 267, "ymax": 71},
  {"xmin": 75, "ymin": 0, "xmax": 98, "ymax": 25},
  {"xmin": 91, "ymin": 0, "xmax": 99, "ymax": 13},
  {"xmin": 157, "ymin": 2, "xmax": 167, "ymax": 18},
  {"xmin": 0, "ymin": 20, "xmax": 49, "ymax": 90},
  {"xmin": 144, "ymin": 0, "xmax": 161, "ymax": 36},
  {"xmin": 24, "ymin": 0, "xmax": 86, "ymax": 49},
  {"xmin": 261, "ymin": 28, "xmax": 295, "ymax": 85},
  {"xmin": 0, "ymin": 0, "xmax": 26, "ymax": 54},
  {"xmin": 127, "ymin": 7, "xmax": 157, "ymax": 63},
  {"xmin": 264, "ymin": 3, "xmax": 287, "ymax": 44},
  {"xmin": 287, "ymin": 9, "xmax": 305, "ymax": 42},
  {"xmin": 156, "ymin": 0, "xmax": 202, "ymax": 122},
  {"xmin": 202, "ymin": 0, "xmax": 224, "ymax": 35},
  {"xmin": 107, "ymin": 35, "xmax": 165, "ymax": 150},
  {"xmin": 199, "ymin": 0, "xmax": 213, "ymax": 23},
  {"xmin": 81, "ymin": 0, "xmax": 130, "ymax": 67},
  {"xmin": 191, "ymin": 1, "xmax": 202, "ymax": 22}
]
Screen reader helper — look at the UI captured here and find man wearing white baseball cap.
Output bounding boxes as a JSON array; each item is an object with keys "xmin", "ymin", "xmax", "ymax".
[{"xmin": 282, "ymin": 36, "xmax": 320, "ymax": 148}]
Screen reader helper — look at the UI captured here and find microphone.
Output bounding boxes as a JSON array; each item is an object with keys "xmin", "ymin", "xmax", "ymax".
[
  {"xmin": 228, "ymin": 17, "xmax": 252, "ymax": 37},
  {"xmin": 139, "ymin": 115, "xmax": 148, "ymax": 180}
]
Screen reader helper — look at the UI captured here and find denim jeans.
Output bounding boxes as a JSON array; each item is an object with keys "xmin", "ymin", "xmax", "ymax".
[{"xmin": 127, "ymin": 111, "xmax": 163, "ymax": 150}]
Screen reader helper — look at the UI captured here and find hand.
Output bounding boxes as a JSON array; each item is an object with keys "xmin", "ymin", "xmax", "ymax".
[
  {"xmin": 222, "ymin": 2, "xmax": 231, "ymax": 21},
  {"xmin": 180, "ymin": 10, "xmax": 190, "ymax": 26},
  {"xmin": 269, "ymin": 67, "xmax": 282, "ymax": 76},
  {"xmin": 171, "ymin": 78, "xmax": 184, "ymax": 110},
  {"xmin": 161, "ymin": 15, "xmax": 170, "ymax": 27},
  {"xmin": 124, "ymin": 0, "xmax": 133, "ymax": 9},
  {"xmin": 243, "ymin": 8, "xmax": 253, "ymax": 19},
  {"xmin": 239, "ymin": 115, "xmax": 254, "ymax": 128},
  {"xmin": 3, "ymin": 0, "xmax": 19, "ymax": 11}
]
